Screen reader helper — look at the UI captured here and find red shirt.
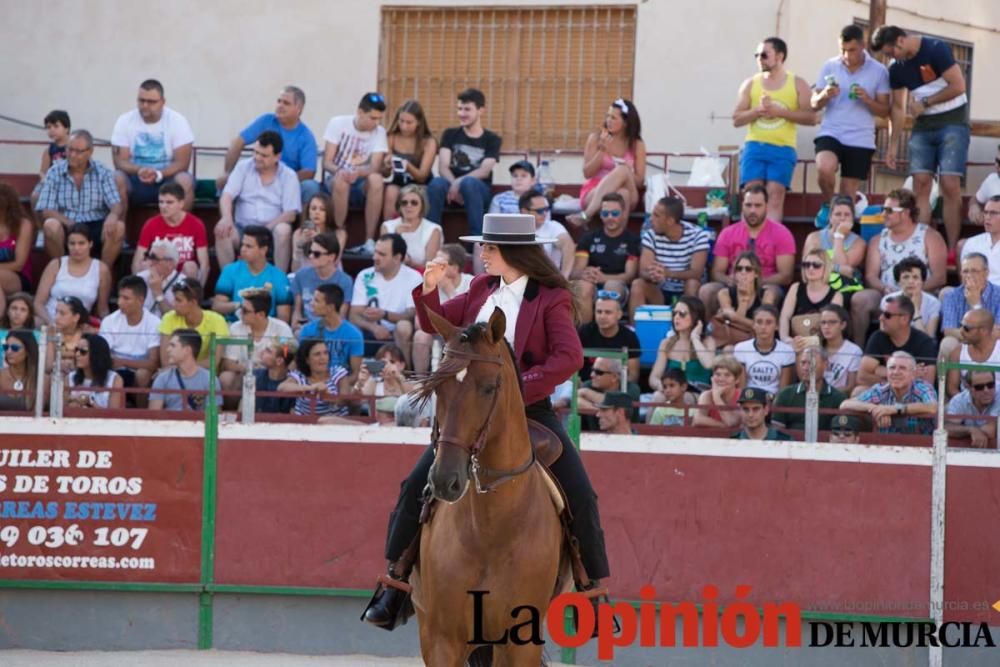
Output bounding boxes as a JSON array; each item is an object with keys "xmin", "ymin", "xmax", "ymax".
[{"xmin": 137, "ymin": 213, "xmax": 208, "ymax": 270}]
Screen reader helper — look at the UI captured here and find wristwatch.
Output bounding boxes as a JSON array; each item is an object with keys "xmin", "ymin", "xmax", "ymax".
[{"xmin": 155, "ymin": 295, "xmax": 165, "ymax": 304}]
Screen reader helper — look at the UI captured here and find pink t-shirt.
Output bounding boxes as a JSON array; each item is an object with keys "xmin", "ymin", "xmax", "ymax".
[
  {"xmin": 137, "ymin": 213, "xmax": 209, "ymax": 271},
  {"xmin": 713, "ymin": 219, "xmax": 796, "ymax": 277}
]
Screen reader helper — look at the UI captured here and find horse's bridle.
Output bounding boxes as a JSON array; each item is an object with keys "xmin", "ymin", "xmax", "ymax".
[{"xmin": 431, "ymin": 344, "xmax": 536, "ymax": 494}]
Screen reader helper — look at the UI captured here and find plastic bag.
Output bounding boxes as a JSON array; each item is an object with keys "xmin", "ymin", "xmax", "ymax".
[
  {"xmin": 645, "ymin": 172, "xmax": 687, "ymax": 213},
  {"xmin": 687, "ymin": 148, "xmax": 727, "ymax": 187}
]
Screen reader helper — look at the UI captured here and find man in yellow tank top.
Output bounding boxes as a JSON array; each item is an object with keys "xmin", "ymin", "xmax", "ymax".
[{"xmin": 733, "ymin": 37, "xmax": 817, "ymax": 223}]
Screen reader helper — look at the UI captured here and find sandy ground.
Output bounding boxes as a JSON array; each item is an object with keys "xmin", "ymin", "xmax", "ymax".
[{"xmin": 0, "ymin": 650, "xmax": 585, "ymax": 666}]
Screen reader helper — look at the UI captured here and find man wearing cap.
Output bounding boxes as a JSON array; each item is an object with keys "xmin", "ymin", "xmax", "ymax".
[
  {"xmin": 946, "ymin": 370, "xmax": 1000, "ymax": 448},
  {"xmin": 828, "ymin": 414, "xmax": 861, "ymax": 443},
  {"xmin": 841, "ymin": 350, "xmax": 938, "ymax": 434},
  {"xmin": 488, "ymin": 160, "xmax": 540, "ymax": 214},
  {"xmin": 577, "ymin": 356, "xmax": 641, "ymax": 431},
  {"xmin": 572, "ymin": 192, "xmax": 640, "ymax": 324},
  {"xmin": 596, "ymin": 391, "xmax": 636, "ymax": 435},
  {"xmin": 735, "ymin": 387, "xmax": 792, "ymax": 441},
  {"xmin": 772, "ymin": 348, "xmax": 846, "ymax": 431},
  {"xmin": 364, "ymin": 212, "xmax": 611, "ymax": 629}
]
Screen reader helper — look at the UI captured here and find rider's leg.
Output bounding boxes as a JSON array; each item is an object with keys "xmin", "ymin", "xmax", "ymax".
[{"xmin": 363, "ymin": 445, "xmax": 435, "ymax": 627}]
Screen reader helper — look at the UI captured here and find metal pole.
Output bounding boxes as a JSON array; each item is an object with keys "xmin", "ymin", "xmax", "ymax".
[
  {"xmin": 240, "ymin": 339, "xmax": 255, "ymax": 425},
  {"xmin": 928, "ymin": 363, "xmax": 948, "ymax": 667},
  {"xmin": 804, "ymin": 346, "xmax": 818, "ymax": 443},
  {"xmin": 49, "ymin": 332, "xmax": 63, "ymax": 420},
  {"xmin": 34, "ymin": 328, "xmax": 47, "ymax": 418},
  {"xmin": 199, "ymin": 334, "xmax": 219, "ymax": 649}
]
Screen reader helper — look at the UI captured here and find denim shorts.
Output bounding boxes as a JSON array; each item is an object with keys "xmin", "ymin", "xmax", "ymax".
[
  {"xmin": 908, "ymin": 124, "xmax": 970, "ymax": 176},
  {"xmin": 740, "ymin": 141, "xmax": 797, "ymax": 188}
]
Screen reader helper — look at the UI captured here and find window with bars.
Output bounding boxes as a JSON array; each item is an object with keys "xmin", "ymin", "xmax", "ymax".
[
  {"xmin": 378, "ymin": 6, "xmax": 637, "ymax": 152},
  {"xmin": 855, "ymin": 21, "xmax": 973, "ymax": 176}
]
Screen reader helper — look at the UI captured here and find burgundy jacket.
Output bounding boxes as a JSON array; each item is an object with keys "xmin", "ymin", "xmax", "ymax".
[{"xmin": 412, "ymin": 274, "xmax": 583, "ymax": 406}]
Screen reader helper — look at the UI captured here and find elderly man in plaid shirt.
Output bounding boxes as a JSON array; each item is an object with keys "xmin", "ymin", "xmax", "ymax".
[
  {"xmin": 35, "ymin": 129, "xmax": 124, "ymax": 266},
  {"xmin": 841, "ymin": 350, "xmax": 938, "ymax": 434}
]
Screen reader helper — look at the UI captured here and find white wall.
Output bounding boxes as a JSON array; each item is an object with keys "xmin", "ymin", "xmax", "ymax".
[{"xmin": 2, "ymin": 0, "xmax": 997, "ymax": 187}]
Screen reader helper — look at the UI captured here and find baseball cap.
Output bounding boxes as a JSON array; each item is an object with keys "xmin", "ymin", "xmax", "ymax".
[
  {"xmin": 597, "ymin": 391, "xmax": 633, "ymax": 410},
  {"xmin": 737, "ymin": 387, "xmax": 768, "ymax": 405},
  {"xmin": 508, "ymin": 160, "xmax": 536, "ymax": 177},
  {"xmin": 829, "ymin": 414, "xmax": 860, "ymax": 433}
]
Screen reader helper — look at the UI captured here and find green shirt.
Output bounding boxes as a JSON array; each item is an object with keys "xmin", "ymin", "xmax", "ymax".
[
  {"xmin": 735, "ymin": 427, "xmax": 793, "ymax": 441},
  {"xmin": 771, "ymin": 382, "xmax": 847, "ymax": 431}
]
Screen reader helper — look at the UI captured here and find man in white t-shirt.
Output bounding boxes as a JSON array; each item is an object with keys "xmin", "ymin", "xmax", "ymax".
[
  {"xmin": 219, "ymin": 288, "xmax": 294, "ymax": 407},
  {"xmin": 733, "ymin": 304, "xmax": 795, "ymax": 396},
  {"xmin": 322, "ymin": 92, "xmax": 388, "ymax": 256},
  {"xmin": 98, "ymin": 275, "xmax": 162, "ymax": 407},
  {"xmin": 520, "ymin": 192, "xmax": 574, "ymax": 278},
  {"xmin": 961, "ymin": 196, "xmax": 1000, "ymax": 286},
  {"xmin": 111, "ymin": 79, "xmax": 195, "ymax": 213},
  {"xmin": 350, "ymin": 233, "xmax": 423, "ymax": 362}
]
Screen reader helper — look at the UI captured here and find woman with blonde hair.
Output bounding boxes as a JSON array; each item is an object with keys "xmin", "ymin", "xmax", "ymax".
[
  {"xmin": 691, "ymin": 354, "xmax": 745, "ymax": 429},
  {"xmin": 778, "ymin": 247, "xmax": 843, "ymax": 346},
  {"xmin": 379, "ymin": 184, "xmax": 442, "ymax": 270}
]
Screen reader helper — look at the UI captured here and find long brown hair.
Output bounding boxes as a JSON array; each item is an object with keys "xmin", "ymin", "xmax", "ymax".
[
  {"xmin": 0, "ymin": 182, "xmax": 26, "ymax": 232},
  {"xmin": 497, "ymin": 244, "xmax": 579, "ymax": 322},
  {"xmin": 387, "ymin": 99, "xmax": 434, "ymax": 159}
]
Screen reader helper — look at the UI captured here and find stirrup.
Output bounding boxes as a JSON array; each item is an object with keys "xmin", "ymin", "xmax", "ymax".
[
  {"xmin": 572, "ymin": 583, "xmax": 621, "ymax": 636},
  {"xmin": 360, "ymin": 573, "xmax": 414, "ymax": 631}
]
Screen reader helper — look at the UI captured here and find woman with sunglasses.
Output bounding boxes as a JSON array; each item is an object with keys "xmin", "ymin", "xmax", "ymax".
[
  {"xmin": 649, "ymin": 296, "xmax": 715, "ymax": 402},
  {"xmin": 0, "ymin": 330, "xmax": 43, "ymax": 411},
  {"xmin": 716, "ymin": 251, "xmax": 777, "ymax": 332},
  {"xmin": 778, "ymin": 249, "xmax": 843, "ymax": 345},
  {"xmin": 292, "ymin": 193, "xmax": 344, "ymax": 272},
  {"xmin": 379, "ymin": 184, "xmax": 442, "ymax": 270},
  {"xmin": 33, "ymin": 223, "xmax": 111, "ymax": 326},
  {"xmin": 380, "ymin": 100, "xmax": 437, "ymax": 221},
  {"xmin": 818, "ymin": 304, "xmax": 862, "ymax": 395},
  {"xmin": 46, "ymin": 295, "xmax": 91, "ymax": 375},
  {"xmin": 691, "ymin": 354, "xmax": 746, "ymax": 428},
  {"xmin": 277, "ymin": 337, "xmax": 350, "ymax": 417},
  {"xmin": 567, "ymin": 98, "xmax": 646, "ymax": 229},
  {"xmin": 0, "ymin": 293, "xmax": 37, "ymax": 369},
  {"xmin": 802, "ymin": 195, "xmax": 866, "ymax": 289},
  {"xmin": 66, "ymin": 333, "xmax": 123, "ymax": 410}
]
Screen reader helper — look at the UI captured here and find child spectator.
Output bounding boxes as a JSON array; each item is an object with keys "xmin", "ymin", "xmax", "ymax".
[
  {"xmin": 31, "ymin": 110, "xmax": 71, "ymax": 211},
  {"xmin": 649, "ymin": 368, "xmax": 689, "ymax": 426},
  {"xmin": 489, "ymin": 160, "xmax": 539, "ymax": 214}
]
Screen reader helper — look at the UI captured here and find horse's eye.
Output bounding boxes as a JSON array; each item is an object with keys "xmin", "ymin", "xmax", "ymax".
[{"xmin": 482, "ymin": 383, "xmax": 497, "ymax": 395}]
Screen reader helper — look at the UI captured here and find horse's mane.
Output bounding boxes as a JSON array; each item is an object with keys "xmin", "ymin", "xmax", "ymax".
[{"xmin": 413, "ymin": 322, "xmax": 522, "ymax": 407}]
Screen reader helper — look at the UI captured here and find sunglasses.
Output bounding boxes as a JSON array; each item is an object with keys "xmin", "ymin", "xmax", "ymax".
[
  {"xmin": 308, "ymin": 250, "xmax": 329, "ymax": 258},
  {"xmin": 734, "ymin": 265, "xmax": 756, "ymax": 273},
  {"xmin": 591, "ymin": 369, "xmax": 612, "ymax": 377},
  {"xmin": 882, "ymin": 206, "xmax": 906, "ymax": 214},
  {"xmin": 753, "ymin": 52, "xmax": 768, "ymax": 59},
  {"xmin": 600, "ymin": 210, "xmax": 622, "ymax": 218},
  {"xmin": 801, "ymin": 261, "xmax": 824, "ymax": 270},
  {"xmin": 531, "ymin": 206, "xmax": 551, "ymax": 215},
  {"xmin": 973, "ymin": 381, "xmax": 997, "ymax": 391},
  {"xmin": 596, "ymin": 290, "xmax": 620, "ymax": 300},
  {"xmin": 673, "ymin": 310, "xmax": 690, "ymax": 317},
  {"xmin": 2, "ymin": 343, "xmax": 23, "ymax": 352},
  {"xmin": 880, "ymin": 311, "xmax": 905, "ymax": 319},
  {"xmin": 74, "ymin": 347, "xmax": 90, "ymax": 356},
  {"xmin": 961, "ymin": 324, "xmax": 982, "ymax": 332},
  {"xmin": 399, "ymin": 199, "xmax": 420, "ymax": 207}
]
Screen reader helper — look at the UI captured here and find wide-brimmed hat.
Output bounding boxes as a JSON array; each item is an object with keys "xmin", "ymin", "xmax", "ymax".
[{"xmin": 460, "ymin": 213, "xmax": 557, "ymax": 245}]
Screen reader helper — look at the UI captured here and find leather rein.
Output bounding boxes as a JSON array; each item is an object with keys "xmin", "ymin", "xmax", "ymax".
[{"xmin": 431, "ymin": 344, "xmax": 536, "ymax": 494}]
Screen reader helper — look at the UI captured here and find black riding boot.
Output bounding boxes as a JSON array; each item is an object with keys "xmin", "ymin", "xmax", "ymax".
[{"xmin": 362, "ymin": 446, "xmax": 435, "ymax": 629}]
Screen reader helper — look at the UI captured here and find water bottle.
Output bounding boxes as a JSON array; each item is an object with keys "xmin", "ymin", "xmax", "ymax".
[{"xmin": 537, "ymin": 160, "xmax": 555, "ymax": 200}]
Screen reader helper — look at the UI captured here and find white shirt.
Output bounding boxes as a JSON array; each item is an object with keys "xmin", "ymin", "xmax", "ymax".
[
  {"xmin": 350, "ymin": 265, "xmax": 423, "ymax": 332},
  {"xmin": 322, "ymin": 115, "xmax": 388, "ymax": 171},
  {"xmin": 99, "ymin": 309, "xmax": 162, "ymax": 360},
  {"xmin": 224, "ymin": 318, "xmax": 294, "ymax": 366},
  {"xmin": 475, "ymin": 275, "xmax": 528, "ymax": 346},
  {"xmin": 223, "ymin": 158, "xmax": 301, "ymax": 229},
  {"xmin": 733, "ymin": 338, "xmax": 795, "ymax": 396},
  {"xmin": 138, "ymin": 268, "xmax": 180, "ymax": 312},
  {"xmin": 536, "ymin": 218, "xmax": 570, "ymax": 270},
  {"xmin": 960, "ymin": 232, "xmax": 1000, "ymax": 287},
  {"xmin": 110, "ymin": 107, "xmax": 194, "ymax": 169}
]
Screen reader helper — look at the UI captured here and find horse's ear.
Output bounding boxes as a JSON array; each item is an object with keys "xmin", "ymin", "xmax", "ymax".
[
  {"xmin": 487, "ymin": 307, "xmax": 507, "ymax": 345},
  {"xmin": 425, "ymin": 305, "xmax": 458, "ymax": 340}
]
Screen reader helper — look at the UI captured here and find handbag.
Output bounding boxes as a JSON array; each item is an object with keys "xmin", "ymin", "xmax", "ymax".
[
  {"xmin": 710, "ymin": 314, "xmax": 753, "ymax": 347},
  {"xmin": 790, "ymin": 313, "xmax": 820, "ymax": 338}
]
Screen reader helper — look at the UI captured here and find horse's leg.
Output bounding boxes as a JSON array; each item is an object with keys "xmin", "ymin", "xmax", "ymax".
[
  {"xmin": 419, "ymin": 628, "xmax": 471, "ymax": 667},
  {"xmin": 492, "ymin": 642, "xmax": 546, "ymax": 667}
]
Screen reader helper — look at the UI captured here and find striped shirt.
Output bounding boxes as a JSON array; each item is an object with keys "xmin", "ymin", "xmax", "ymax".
[
  {"xmin": 641, "ymin": 221, "xmax": 710, "ymax": 293},
  {"xmin": 289, "ymin": 366, "xmax": 349, "ymax": 417},
  {"xmin": 35, "ymin": 159, "xmax": 120, "ymax": 222}
]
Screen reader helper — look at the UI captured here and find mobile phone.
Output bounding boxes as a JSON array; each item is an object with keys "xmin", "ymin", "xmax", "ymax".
[
  {"xmin": 392, "ymin": 156, "xmax": 405, "ymax": 172},
  {"xmin": 364, "ymin": 359, "xmax": 386, "ymax": 375}
]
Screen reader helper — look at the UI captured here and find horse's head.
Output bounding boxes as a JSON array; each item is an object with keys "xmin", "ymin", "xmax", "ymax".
[{"xmin": 419, "ymin": 307, "xmax": 513, "ymax": 503}]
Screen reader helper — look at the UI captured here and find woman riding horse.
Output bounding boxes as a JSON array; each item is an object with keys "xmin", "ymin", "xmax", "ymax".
[{"xmin": 363, "ymin": 213, "xmax": 612, "ymax": 628}]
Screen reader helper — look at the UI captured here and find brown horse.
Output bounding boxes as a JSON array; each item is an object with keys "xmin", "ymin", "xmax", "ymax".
[{"xmin": 411, "ymin": 308, "xmax": 565, "ymax": 666}]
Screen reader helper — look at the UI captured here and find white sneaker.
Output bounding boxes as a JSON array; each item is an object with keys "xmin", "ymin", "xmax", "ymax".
[{"xmin": 347, "ymin": 239, "xmax": 376, "ymax": 257}]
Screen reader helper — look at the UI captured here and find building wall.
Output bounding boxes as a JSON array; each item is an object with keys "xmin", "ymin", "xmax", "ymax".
[{"xmin": 1, "ymin": 0, "xmax": 997, "ymax": 182}]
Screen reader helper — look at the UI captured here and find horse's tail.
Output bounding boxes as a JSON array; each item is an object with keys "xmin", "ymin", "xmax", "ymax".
[{"xmin": 467, "ymin": 646, "xmax": 492, "ymax": 667}]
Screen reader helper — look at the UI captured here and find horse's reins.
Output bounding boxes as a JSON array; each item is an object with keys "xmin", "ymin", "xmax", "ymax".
[{"xmin": 433, "ymin": 345, "xmax": 536, "ymax": 494}]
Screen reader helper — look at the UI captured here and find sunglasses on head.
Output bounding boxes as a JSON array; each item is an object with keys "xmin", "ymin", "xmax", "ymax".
[
  {"xmin": 801, "ymin": 261, "xmax": 824, "ymax": 270},
  {"xmin": 973, "ymin": 381, "xmax": 997, "ymax": 391},
  {"xmin": 600, "ymin": 209, "xmax": 622, "ymax": 218},
  {"xmin": 367, "ymin": 93, "xmax": 385, "ymax": 104},
  {"xmin": 2, "ymin": 343, "xmax": 23, "ymax": 352},
  {"xmin": 596, "ymin": 290, "xmax": 620, "ymax": 301}
]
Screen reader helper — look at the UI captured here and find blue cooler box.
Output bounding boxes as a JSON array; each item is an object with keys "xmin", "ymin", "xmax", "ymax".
[{"xmin": 634, "ymin": 305, "xmax": 673, "ymax": 366}]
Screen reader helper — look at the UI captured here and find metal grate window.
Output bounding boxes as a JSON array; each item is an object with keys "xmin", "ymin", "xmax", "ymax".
[{"xmin": 378, "ymin": 6, "xmax": 637, "ymax": 151}]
